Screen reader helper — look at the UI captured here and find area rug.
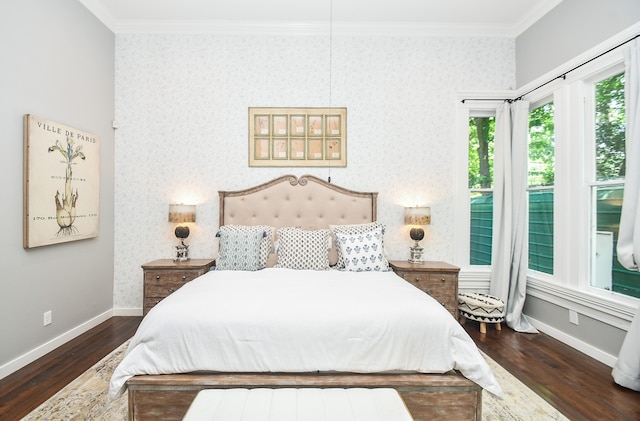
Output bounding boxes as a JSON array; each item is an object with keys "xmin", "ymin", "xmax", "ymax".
[{"xmin": 23, "ymin": 341, "xmax": 567, "ymax": 420}]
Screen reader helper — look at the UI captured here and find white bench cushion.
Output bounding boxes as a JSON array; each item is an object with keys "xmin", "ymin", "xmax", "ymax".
[{"xmin": 183, "ymin": 388, "xmax": 413, "ymax": 421}]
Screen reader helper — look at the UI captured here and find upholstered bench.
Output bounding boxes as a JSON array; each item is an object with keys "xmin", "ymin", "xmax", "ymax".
[
  {"xmin": 182, "ymin": 388, "xmax": 414, "ymax": 421},
  {"xmin": 458, "ymin": 292, "xmax": 505, "ymax": 334}
]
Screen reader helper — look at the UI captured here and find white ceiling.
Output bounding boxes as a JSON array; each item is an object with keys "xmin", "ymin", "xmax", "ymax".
[{"xmin": 79, "ymin": 0, "xmax": 563, "ymax": 36}]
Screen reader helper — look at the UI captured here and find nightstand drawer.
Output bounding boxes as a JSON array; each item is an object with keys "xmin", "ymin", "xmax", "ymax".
[{"xmin": 144, "ymin": 271, "xmax": 198, "ymax": 291}]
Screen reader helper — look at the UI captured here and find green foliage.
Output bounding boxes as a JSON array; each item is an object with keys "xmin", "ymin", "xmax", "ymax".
[
  {"xmin": 528, "ymin": 103, "xmax": 555, "ymax": 186},
  {"xmin": 596, "ymin": 73, "xmax": 626, "ymax": 180},
  {"xmin": 468, "ymin": 117, "xmax": 494, "ymax": 189}
]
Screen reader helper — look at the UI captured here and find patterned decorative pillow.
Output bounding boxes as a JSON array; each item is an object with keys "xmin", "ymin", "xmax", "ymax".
[
  {"xmin": 216, "ymin": 230, "xmax": 263, "ymax": 271},
  {"xmin": 331, "ymin": 222, "xmax": 386, "ymax": 269},
  {"xmin": 275, "ymin": 227, "xmax": 330, "ymax": 270},
  {"xmin": 218, "ymin": 225, "xmax": 273, "ymax": 269},
  {"xmin": 335, "ymin": 227, "xmax": 389, "ymax": 272}
]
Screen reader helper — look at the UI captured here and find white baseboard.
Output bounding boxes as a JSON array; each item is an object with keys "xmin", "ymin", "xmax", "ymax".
[
  {"xmin": 0, "ymin": 309, "xmax": 113, "ymax": 380},
  {"xmin": 112, "ymin": 307, "xmax": 143, "ymax": 316},
  {"xmin": 527, "ymin": 316, "xmax": 618, "ymax": 368}
]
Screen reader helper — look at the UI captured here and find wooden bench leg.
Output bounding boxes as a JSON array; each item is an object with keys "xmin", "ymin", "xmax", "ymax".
[
  {"xmin": 496, "ymin": 322, "xmax": 502, "ymax": 331},
  {"xmin": 480, "ymin": 322, "xmax": 487, "ymax": 334}
]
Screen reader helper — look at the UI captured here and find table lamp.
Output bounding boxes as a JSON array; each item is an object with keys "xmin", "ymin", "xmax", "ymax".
[
  {"xmin": 404, "ymin": 206, "xmax": 431, "ymax": 263},
  {"xmin": 168, "ymin": 204, "xmax": 196, "ymax": 262}
]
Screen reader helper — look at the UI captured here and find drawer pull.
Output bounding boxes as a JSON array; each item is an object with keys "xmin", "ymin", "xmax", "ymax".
[
  {"xmin": 182, "ymin": 275, "xmax": 187, "ymax": 280},
  {"xmin": 414, "ymin": 277, "xmax": 420, "ymax": 282},
  {"xmin": 155, "ymin": 275, "xmax": 160, "ymax": 280},
  {"xmin": 440, "ymin": 277, "xmax": 446, "ymax": 282}
]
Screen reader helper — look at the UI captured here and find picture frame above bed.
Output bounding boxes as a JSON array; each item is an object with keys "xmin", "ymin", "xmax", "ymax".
[{"xmin": 248, "ymin": 107, "xmax": 347, "ymax": 167}]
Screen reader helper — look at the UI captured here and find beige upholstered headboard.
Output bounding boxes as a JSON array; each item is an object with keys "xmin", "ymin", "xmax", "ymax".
[{"xmin": 219, "ymin": 174, "xmax": 377, "ymax": 229}]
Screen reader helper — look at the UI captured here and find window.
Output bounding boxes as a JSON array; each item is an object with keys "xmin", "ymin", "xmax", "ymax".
[
  {"xmin": 528, "ymin": 102, "xmax": 555, "ymax": 274},
  {"xmin": 469, "ymin": 116, "xmax": 495, "ymax": 265},
  {"xmin": 590, "ymin": 72, "xmax": 640, "ymax": 298}
]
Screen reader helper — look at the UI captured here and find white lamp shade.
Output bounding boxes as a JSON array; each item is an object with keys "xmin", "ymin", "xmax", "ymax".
[
  {"xmin": 404, "ymin": 206, "xmax": 431, "ymax": 225},
  {"xmin": 168, "ymin": 204, "xmax": 196, "ymax": 223}
]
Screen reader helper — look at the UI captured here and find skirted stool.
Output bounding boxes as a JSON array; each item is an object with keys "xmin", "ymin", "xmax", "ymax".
[{"xmin": 458, "ymin": 292, "xmax": 505, "ymax": 334}]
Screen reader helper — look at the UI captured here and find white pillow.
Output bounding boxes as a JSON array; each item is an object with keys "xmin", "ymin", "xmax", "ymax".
[
  {"xmin": 275, "ymin": 227, "xmax": 330, "ymax": 270},
  {"xmin": 216, "ymin": 230, "xmax": 263, "ymax": 271},
  {"xmin": 331, "ymin": 222, "xmax": 386, "ymax": 268},
  {"xmin": 218, "ymin": 225, "xmax": 273, "ymax": 269},
  {"xmin": 335, "ymin": 227, "xmax": 389, "ymax": 272}
]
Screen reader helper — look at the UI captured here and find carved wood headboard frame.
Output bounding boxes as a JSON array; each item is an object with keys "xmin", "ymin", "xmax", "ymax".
[{"xmin": 218, "ymin": 174, "xmax": 378, "ymax": 229}]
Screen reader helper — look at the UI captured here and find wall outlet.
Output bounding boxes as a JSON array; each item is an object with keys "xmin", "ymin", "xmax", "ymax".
[
  {"xmin": 43, "ymin": 310, "xmax": 52, "ymax": 326},
  {"xmin": 569, "ymin": 310, "xmax": 579, "ymax": 325}
]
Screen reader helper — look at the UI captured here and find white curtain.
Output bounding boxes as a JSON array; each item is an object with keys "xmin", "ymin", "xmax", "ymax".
[
  {"xmin": 490, "ymin": 100, "xmax": 538, "ymax": 333},
  {"xmin": 612, "ymin": 38, "xmax": 640, "ymax": 392}
]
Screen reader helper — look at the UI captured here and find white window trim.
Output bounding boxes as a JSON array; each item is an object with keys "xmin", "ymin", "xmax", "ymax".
[
  {"xmin": 455, "ymin": 24, "xmax": 640, "ymax": 324},
  {"xmin": 454, "ymin": 92, "xmax": 512, "ymax": 278}
]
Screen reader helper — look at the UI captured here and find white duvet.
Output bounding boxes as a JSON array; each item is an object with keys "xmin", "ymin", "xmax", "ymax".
[{"xmin": 109, "ymin": 268, "xmax": 502, "ymax": 398}]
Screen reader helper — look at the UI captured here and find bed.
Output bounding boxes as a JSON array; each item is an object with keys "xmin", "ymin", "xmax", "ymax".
[{"xmin": 111, "ymin": 174, "xmax": 502, "ymax": 420}]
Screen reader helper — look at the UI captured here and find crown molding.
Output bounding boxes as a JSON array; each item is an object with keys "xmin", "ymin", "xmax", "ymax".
[{"xmin": 111, "ymin": 20, "xmax": 519, "ymax": 37}]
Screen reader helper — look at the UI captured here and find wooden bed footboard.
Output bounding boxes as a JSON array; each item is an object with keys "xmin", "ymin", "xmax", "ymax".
[{"xmin": 126, "ymin": 372, "xmax": 481, "ymax": 421}]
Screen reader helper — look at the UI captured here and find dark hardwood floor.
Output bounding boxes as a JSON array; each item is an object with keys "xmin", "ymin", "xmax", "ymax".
[
  {"xmin": 1, "ymin": 316, "xmax": 638, "ymax": 420},
  {"xmin": 0, "ymin": 316, "xmax": 142, "ymax": 421},
  {"xmin": 465, "ymin": 320, "xmax": 640, "ymax": 421}
]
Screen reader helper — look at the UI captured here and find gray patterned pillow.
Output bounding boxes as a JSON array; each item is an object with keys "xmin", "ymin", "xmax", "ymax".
[
  {"xmin": 275, "ymin": 227, "xmax": 330, "ymax": 270},
  {"xmin": 331, "ymin": 222, "xmax": 386, "ymax": 269},
  {"xmin": 218, "ymin": 225, "xmax": 274, "ymax": 269},
  {"xmin": 216, "ymin": 230, "xmax": 262, "ymax": 271},
  {"xmin": 335, "ymin": 227, "xmax": 389, "ymax": 272}
]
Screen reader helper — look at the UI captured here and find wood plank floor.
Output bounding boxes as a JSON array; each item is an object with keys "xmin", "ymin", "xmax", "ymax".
[
  {"xmin": 1, "ymin": 316, "xmax": 639, "ymax": 420},
  {"xmin": 464, "ymin": 319, "xmax": 640, "ymax": 421},
  {"xmin": 0, "ymin": 316, "xmax": 142, "ymax": 420}
]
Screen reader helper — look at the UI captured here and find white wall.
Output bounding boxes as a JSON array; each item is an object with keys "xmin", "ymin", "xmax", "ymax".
[
  {"xmin": 0, "ymin": 0, "xmax": 115, "ymax": 377},
  {"xmin": 113, "ymin": 33, "xmax": 515, "ymax": 311}
]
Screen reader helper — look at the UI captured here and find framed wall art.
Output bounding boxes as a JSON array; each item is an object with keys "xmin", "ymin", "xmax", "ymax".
[
  {"xmin": 249, "ymin": 107, "xmax": 347, "ymax": 167},
  {"xmin": 23, "ymin": 114, "xmax": 100, "ymax": 248}
]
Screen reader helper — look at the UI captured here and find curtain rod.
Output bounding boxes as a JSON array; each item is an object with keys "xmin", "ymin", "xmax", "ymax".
[{"xmin": 461, "ymin": 33, "xmax": 640, "ymax": 104}]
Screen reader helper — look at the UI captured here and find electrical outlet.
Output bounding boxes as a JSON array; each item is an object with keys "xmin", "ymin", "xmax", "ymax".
[
  {"xmin": 569, "ymin": 310, "xmax": 579, "ymax": 325},
  {"xmin": 43, "ymin": 311, "xmax": 52, "ymax": 326}
]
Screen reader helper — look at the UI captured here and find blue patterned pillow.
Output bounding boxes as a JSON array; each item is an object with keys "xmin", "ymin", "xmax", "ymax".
[
  {"xmin": 216, "ymin": 230, "xmax": 262, "ymax": 271},
  {"xmin": 331, "ymin": 222, "xmax": 386, "ymax": 268},
  {"xmin": 218, "ymin": 225, "xmax": 273, "ymax": 268},
  {"xmin": 335, "ymin": 227, "xmax": 389, "ymax": 272},
  {"xmin": 275, "ymin": 227, "xmax": 330, "ymax": 270}
]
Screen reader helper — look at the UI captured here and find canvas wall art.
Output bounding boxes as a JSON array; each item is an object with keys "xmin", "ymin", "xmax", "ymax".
[{"xmin": 23, "ymin": 114, "xmax": 100, "ymax": 248}]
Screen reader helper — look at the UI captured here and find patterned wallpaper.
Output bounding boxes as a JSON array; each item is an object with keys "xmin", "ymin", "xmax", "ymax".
[{"xmin": 114, "ymin": 33, "xmax": 514, "ymax": 310}]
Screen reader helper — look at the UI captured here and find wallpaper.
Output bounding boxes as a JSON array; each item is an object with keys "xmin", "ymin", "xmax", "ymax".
[{"xmin": 114, "ymin": 33, "xmax": 514, "ymax": 310}]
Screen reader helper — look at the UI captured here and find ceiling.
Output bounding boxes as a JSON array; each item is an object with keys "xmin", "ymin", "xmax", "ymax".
[{"xmin": 78, "ymin": 0, "xmax": 563, "ymax": 36}]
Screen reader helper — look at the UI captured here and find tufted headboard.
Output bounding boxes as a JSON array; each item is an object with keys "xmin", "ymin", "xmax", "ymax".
[{"xmin": 218, "ymin": 174, "xmax": 377, "ymax": 229}]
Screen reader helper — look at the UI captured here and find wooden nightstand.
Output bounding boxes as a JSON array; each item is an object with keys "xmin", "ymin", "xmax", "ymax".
[
  {"xmin": 142, "ymin": 259, "xmax": 215, "ymax": 315},
  {"xmin": 389, "ymin": 260, "xmax": 460, "ymax": 320}
]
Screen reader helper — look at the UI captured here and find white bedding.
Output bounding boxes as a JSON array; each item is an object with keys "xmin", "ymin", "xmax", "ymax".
[{"xmin": 108, "ymin": 268, "xmax": 502, "ymax": 398}]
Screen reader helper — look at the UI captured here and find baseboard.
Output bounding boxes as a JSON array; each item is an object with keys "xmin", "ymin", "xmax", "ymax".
[
  {"xmin": 0, "ymin": 309, "xmax": 113, "ymax": 380},
  {"xmin": 112, "ymin": 307, "xmax": 143, "ymax": 316},
  {"xmin": 527, "ymin": 316, "xmax": 618, "ymax": 368}
]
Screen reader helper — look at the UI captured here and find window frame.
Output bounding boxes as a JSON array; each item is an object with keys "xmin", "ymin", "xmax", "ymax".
[{"xmin": 455, "ymin": 44, "xmax": 638, "ymax": 324}]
